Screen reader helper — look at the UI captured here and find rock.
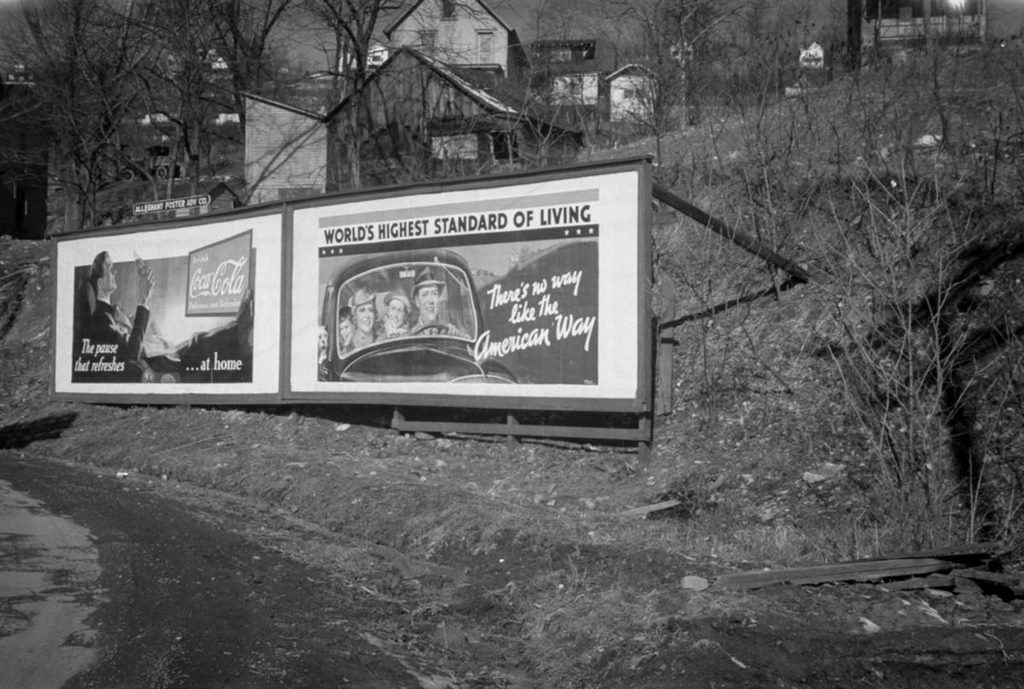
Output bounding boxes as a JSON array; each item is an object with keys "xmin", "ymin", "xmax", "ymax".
[
  {"xmin": 682, "ymin": 575, "xmax": 709, "ymax": 591},
  {"xmin": 859, "ymin": 616, "xmax": 881, "ymax": 634},
  {"xmin": 803, "ymin": 462, "xmax": 844, "ymax": 485},
  {"xmin": 913, "ymin": 133, "xmax": 942, "ymax": 149},
  {"xmin": 819, "ymin": 462, "xmax": 843, "ymax": 477}
]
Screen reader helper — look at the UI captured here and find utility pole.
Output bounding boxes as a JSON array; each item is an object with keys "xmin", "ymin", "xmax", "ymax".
[{"xmin": 846, "ymin": 0, "xmax": 862, "ymax": 71}]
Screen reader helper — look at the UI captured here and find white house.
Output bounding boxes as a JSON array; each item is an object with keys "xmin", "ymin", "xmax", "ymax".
[
  {"xmin": 383, "ymin": 0, "xmax": 529, "ymax": 82},
  {"xmin": 605, "ymin": 64, "xmax": 655, "ymax": 123}
]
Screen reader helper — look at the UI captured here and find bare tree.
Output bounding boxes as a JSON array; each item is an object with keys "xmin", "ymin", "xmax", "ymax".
[
  {"xmin": 606, "ymin": 0, "xmax": 734, "ymax": 159},
  {"xmin": 0, "ymin": 0, "xmax": 151, "ymax": 230},
  {"xmin": 206, "ymin": 0, "xmax": 296, "ymax": 128},
  {"xmin": 302, "ymin": 0, "xmax": 402, "ymax": 189},
  {"xmin": 130, "ymin": 0, "xmax": 217, "ymax": 196}
]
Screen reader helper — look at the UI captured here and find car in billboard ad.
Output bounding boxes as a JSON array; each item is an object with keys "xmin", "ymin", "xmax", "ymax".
[
  {"xmin": 52, "ymin": 211, "xmax": 283, "ymax": 400},
  {"xmin": 288, "ymin": 160, "xmax": 650, "ymax": 412}
]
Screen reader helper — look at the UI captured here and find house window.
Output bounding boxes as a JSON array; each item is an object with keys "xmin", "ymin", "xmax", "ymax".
[
  {"xmin": 419, "ymin": 30, "xmax": 437, "ymax": 53},
  {"xmin": 432, "ymin": 134, "xmax": 478, "ymax": 160},
  {"xmin": 554, "ymin": 75, "xmax": 584, "ymax": 101},
  {"xmin": 550, "ymin": 47, "xmax": 573, "ymax": 63},
  {"xmin": 477, "ymin": 31, "xmax": 495, "ymax": 62},
  {"xmin": 441, "ymin": 0, "xmax": 456, "ymax": 19},
  {"xmin": 367, "ymin": 45, "xmax": 388, "ymax": 67},
  {"xmin": 491, "ymin": 131, "xmax": 518, "ymax": 161}
]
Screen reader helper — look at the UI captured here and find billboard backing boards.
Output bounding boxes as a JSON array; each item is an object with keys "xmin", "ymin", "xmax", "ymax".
[{"xmin": 287, "ymin": 161, "xmax": 650, "ymax": 412}]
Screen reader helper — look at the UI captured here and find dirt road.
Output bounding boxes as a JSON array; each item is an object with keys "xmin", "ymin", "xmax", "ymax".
[
  {"xmin": 0, "ymin": 452, "xmax": 443, "ymax": 689},
  {"xmin": 3, "ymin": 446, "xmax": 1024, "ymax": 688}
]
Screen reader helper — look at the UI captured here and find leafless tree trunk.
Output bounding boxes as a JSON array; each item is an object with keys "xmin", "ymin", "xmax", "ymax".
[{"xmin": 0, "ymin": 0, "xmax": 150, "ymax": 230}]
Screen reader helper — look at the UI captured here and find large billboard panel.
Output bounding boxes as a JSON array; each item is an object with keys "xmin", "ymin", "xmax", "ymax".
[
  {"xmin": 53, "ymin": 211, "xmax": 283, "ymax": 399},
  {"xmin": 287, "ymin": 163, "xmax": 649, "ymax": 411}
]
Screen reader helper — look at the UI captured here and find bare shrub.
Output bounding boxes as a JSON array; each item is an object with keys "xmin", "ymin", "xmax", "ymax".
[{"xmin": 650, "ymin": 40, "xmax": 1024, "ymax": 558}]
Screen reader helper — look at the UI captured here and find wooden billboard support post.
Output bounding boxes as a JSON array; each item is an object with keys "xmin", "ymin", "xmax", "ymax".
[
  {"xmin": 506, "ymin": 413, "xmax": 520, "ymax": 446},
  {"xmin": 655, "ymin": 335, "xmax": 677, "ymax": 416}
]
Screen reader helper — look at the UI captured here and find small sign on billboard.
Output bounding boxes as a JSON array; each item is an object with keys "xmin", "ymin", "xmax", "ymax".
[{"xmin": 133, "ymin": 194, "xmax": 211, "ymax": 217}]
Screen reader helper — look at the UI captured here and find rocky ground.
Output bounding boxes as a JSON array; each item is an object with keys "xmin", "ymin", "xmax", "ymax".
[{"xmin": 3, "ymin": 224, "xmax": 1024, "ymax": 688}]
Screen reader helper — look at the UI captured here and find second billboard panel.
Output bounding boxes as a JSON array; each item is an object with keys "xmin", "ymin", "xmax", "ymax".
[{"xmin": 288, "ymin": 163, "xmax": 647, "ymax": 409}]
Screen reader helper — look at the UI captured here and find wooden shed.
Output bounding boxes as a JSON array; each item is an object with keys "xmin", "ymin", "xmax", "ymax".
[{"xmin": 324, "ymin": 47, "xmax": 582, "ymax": 189}]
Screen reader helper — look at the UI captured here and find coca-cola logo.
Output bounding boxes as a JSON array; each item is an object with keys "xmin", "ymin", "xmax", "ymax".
[
  {"xmin": 186, "ymin": 230, "xmax": 252, "ymax": 316},
  {"xmin": 189, "ymin": 257, "xmax": 248, "ymax": 299}
]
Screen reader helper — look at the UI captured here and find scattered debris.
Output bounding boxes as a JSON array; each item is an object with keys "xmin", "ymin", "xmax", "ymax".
[
  {"xmin": 713, "ymin": 543, "xmax": 1020, "ymax": 597},
  {"xmin": 916, "ymin": 600, "xmax": 949, "ymax": 625},
  {"xmin": 881, "ymin": 573, "xmax": 954, "ymax": 591},
  {"xmin": 859, "ymin": 616, "xmax": 881, "ymax": 634},
  {"xmin": 802, "ymin": 462, "xmax": 844, "ymax": 484},
  {"xmin": 802, "ymin": 471, "xmax": 828, "ymax": 484},
  {"xmin": 912, "ymin": 133, "xmax": 942, "ymax": 149},
  {"xmin": 620, "ymin": 499, "xmax": 681, "ymax": 517}
]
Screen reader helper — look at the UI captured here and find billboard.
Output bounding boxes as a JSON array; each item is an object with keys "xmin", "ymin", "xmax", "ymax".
[
  {"xmin": 287, "ymin": 162, "xmax": 650, "ymax": 411},
  {"xmin": 52, "ymin": 211, "xmax": 283, "ymax": 400}
]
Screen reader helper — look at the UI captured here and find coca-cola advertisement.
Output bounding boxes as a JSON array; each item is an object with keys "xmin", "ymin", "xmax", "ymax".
[
  {"xmin": 186, "ymin": 232, "xmax": 252, "ymax": 316},
  {"xmin": 54, "ymin": 213, "xmax": 283, "ymax": 395}
]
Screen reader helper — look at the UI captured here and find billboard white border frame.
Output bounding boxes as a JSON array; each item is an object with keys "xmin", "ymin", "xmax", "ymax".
[
  {"xmin": 281, "ymin": 158, "xmax": 653, "ymax": 414},
  {"xmin": 50, "ymin": 205, "xmax": 287, "ymax": 404}
]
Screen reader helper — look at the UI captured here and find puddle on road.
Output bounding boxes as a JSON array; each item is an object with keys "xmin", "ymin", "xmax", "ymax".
[{"xmin": 0, "ymin": 479, "xmax": 102, "ymax": 689}]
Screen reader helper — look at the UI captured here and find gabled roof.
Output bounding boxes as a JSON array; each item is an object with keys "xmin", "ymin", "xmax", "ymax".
[
  {"xmin": 384, "ymin": 0, "xmax": 512, "ymax": 38},
  {"xmin": 605, "ymin": 64, "xmax": 655, "ymax": 82},
  {"xmin": 321, "ymin": 46, "xmax": 579, "ymax": 141},
  {"xmin": 324, "ymin": 46, "xmax": 519, "ymax": 122},
  {"xmin": 242, "ymin": 91, "xmax": 326, "ymax": 121}
]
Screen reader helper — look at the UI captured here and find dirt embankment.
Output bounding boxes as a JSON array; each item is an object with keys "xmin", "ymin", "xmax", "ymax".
[{"xmin": 3, "ymin": 236, "xmax": 1024, "ymax": 687}]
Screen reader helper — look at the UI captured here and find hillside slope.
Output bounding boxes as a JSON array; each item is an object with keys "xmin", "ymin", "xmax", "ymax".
[{"xmin": 3, "ymin": 45, "xmax": 1024, "ymax": 688}]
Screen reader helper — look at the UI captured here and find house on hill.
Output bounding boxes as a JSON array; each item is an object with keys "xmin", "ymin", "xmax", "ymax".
[
  {"xmin": 383, "ymin": 0, "xmax": 530, "ymax": 83},
  {"xmin": 605, "ymin": 64, "xmax": 655, "ymax": 124},
  {"xmin": 860, "ymin": 0, "xmax": 987, "ymax": 48},
  {"xmin": 529, "ymin": 38, "xmax": 618, "ymax": 122},
  {"xmin": 325, "ymin": 47, "xmax": 581, "ymax": 188},
  {"xmin": 243, "ymin": 47, "xmax": 581, "ymax": 200}
]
